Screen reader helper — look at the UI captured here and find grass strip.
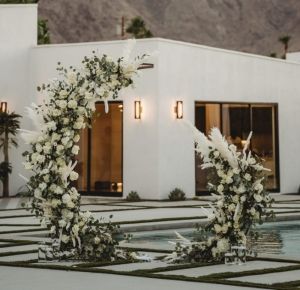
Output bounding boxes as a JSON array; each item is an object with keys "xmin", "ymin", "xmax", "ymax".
[
  {"xmin": 0, "ymin": 214, "xmax": 35, "ymax": 219},
  {"xmin": 0, "ymin": 249, "xmax": 37, "ymax": 257},
  {"xmin": 0, "ymin": 224, "xmax": 40, "ymax": 227},
  {"xmin": 0, "ymin": 228, "xmax": 47, "ymax": 235},
  {"xmin": 196, "ymin": 264, "xmax": 300, "ymax": 280},
  {"xmin": 113, "ymin": 216, "xmax": 207, "ymax": 225},
  {"xmin": 118, "ymin": 246, "xmax": 172, "ymax": 254}
]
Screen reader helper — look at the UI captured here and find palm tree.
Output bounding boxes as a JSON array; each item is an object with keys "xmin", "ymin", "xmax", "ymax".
[
  {"xmin": 126, "ymin": 16, "xmax": 153, "ymax": 39},
  {"xmin": 278, "ymin": 35, "xmax": 291, "ymax": 59},
  {"xmin": 0, "ymin": 112, "xmax": 21, "ymax": 197}
]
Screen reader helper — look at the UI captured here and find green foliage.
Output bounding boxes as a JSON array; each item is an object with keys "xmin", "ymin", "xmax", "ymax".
[
  {"xmin": 126, "ymin": 16, "xmax": 153, "ymax": 39},
  {"xmin": 126, "ymin": 191, "xmax": 141, "ymax": 202},
  {"xmin": 169, "ymin": 188, "xmax": 186, "ymax": 201},
  {"xmin": 0, "ymin": 162, "xmax": 12, "ymax": 181},
  {"xmin": 38, "ymin": 18, "xmax": 51, "ymax": 45},
  {"xmin": 278, "ymin": 35, "xmax": 291, "ymax": 59},
  {"xmin": 0, "ymin": 111, "xmax": 21, "ymax": 149}
]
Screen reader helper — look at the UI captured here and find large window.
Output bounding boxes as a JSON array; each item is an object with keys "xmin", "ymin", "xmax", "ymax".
[
  {"xmin": 76, "ymin": 102, "xmax": 123, "ymax": 196},
  {"xmin": 195, "ymin": 102, "xmax": 279, "ymax": 194}
]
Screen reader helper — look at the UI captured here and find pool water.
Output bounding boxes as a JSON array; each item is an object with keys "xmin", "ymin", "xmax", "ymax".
[{"xmin": 126, "ymin": 220, "xmax": 300, "ymax": 258}]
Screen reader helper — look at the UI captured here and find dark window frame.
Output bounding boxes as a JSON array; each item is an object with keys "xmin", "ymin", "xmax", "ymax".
[{"xmin": 194, "ymin": 101, "xmax": 280, "ymax": 195}]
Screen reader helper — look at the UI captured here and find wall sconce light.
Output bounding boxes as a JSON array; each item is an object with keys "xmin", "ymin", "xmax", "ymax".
[
  {"xmin": 134, "ymin": 101, "xmax": 142, "ymax": 119},
  {"xmin": 175, "ymin": 101, "xmax": 183, "ymax": 119},
  {"xmin": 0, "ymin": 102, "xmax": 8, "ymax": 113}
]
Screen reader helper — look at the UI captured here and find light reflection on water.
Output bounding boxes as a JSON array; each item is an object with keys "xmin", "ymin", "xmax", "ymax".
[{"xmin": 128, "ymin": 220, "xmax": 300, "ymax": 257}]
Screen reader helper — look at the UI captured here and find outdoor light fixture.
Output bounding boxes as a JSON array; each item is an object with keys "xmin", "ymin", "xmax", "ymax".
[
  {"xmin": 134, "ymin": 101, "xmax": 142, "ymax": 119},
  {"xmin": 0, "ymin": 102, "xmax": 7, "ymax": 113},
  {"xmin": 175, "ymin": 101, "xmax": 183, "ymax": 119}
]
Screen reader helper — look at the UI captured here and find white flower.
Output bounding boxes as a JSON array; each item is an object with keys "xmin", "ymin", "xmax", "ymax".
[
  {"xmin": 250, "ymin": 207, "xmax": 256, "ymax": 215},
  {"xmin": 58, "ymin": 219, "xmax": 67, "ymax": 228},
  {"xmin": 51, "ymin": 199, "xmax": 60, "ymax": 208},
  {"xmin": 61, "ymin": 235, "xmax": 70, "ymax": 243},
  {"xmin": 23, "ymin": 162, "xmax": 33, "ymax": 170},
  {"xmin": 39, "ymin": 183, "xmax": 46, "ymax": 191},
  {"xmin": 228, "ymin": 203, "xmax": 235, "ymax": 212},
  {"xmin": 62, "ymin": 194, "xmax": 71, "ymax": 204},
  {"xmin": 71, "ymin": 145, "xmax": 80, "ymax": 155},
  {"xmin": 232, "ymin": 168, "xmax": 240, "ymax": 175},
  {"xmin": 61, "ymin": 137, "xmax": 69, "ymax": 146},
  {"xmin": 73, "ymin": 134, "xmax": 80, "ymax": 143},
  {"xmin": 254, "ymin": 183, "xmax": 263, "ymax": 194},
  {"xmin": 72, "ymin": 224, "xmax": 80, "ymax": 236},
  {"xmin": 67, "ymin": 71, "xmax": 77, "ymax": 85},
  {"xmin": 217, "ymin": 238, "xmax": 229, "ymax": 253},
  {"xmin": 70, "ymin": 171, "xmax": 79, "ymax": 181},
  {"xmin": 254, "ymin": 194, "xmax": 263, "ymax": 202},
  {"xmin": 217, "ymin": 184, "xmax": 224, "ymax": 194},
  {"xmin": 214, "ymin": 224, "xmax": 222, "ymax": 233},
  {"xmin": 34, "ymin": 188, "xmax": 42, "ymax": 198},
  {"xmin": 213, "ymin": 151, "xmax": 220, "ymax": 158},
  {"xmin": 57, "ymin": 100, "xmax": 67, "ymax": 109},
  {"xmin": 68, "ymin": 100, "xmax": 77, "ymax": 109},
  {"xmin": 244, "ymin": 173, "xmax": 252, "ymax": 181},
  {"xmin": 54, "ymin": 186, "xmax": 63, "ymax": 195},
  {"xmin": 94, "ymin": 236, "xmax": 100, "ymax": 244},
  {"xmin": 59, "ymin": 90, "xmax": 68, "ymax": 98}
]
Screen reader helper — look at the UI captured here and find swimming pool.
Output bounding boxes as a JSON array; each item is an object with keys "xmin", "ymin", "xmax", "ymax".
[{"xmin": 126, "ymin": 220, "xmax": 300, "ymax": 258}]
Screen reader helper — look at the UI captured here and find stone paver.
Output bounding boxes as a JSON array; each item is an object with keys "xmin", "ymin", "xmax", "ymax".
[
  {"xmin": 0, "ymin": 266, "xmax": 269, "ymax": 290},
  {"xmin": 159, "ymin": 261, "xmax": 296, "ymax": 277},
  {"xmin": 230, "ymin": 269, "xmax": 300, "ymax": 284}
]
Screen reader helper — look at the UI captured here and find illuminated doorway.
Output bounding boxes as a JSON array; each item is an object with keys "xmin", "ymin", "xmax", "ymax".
[{"xmin": 76, "ymin": 101, "xmax": 123, "ymax": 196}]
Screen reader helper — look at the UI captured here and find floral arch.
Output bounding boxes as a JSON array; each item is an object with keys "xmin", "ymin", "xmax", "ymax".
[{"xmin": 21, "ymin": 44, "xmax": 147, "ymax": 260}]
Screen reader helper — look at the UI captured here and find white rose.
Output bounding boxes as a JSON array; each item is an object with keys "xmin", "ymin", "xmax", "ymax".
[
  {"xmin": 233, "ymin": 168, "xmax": 240, "ymax": 175},
  {"xmin": 62, "ymin": 194, "xmax": 71, "ymax": 204},
  {"xmin": 67, "ymin": 71, "xmax": 77, "ymax": 85},
  {"xmin": 24, "ymin": 162, "xmax": 33, "ymax": 170},
  {"xmin": 58, "ymin": 219, "xmax": 67, "ymax": 228},
  {"xmin": 43, "ymin": 174, "xmax": 50, "ymax": 182},
  {"xmin": 250, "ymin": 207, "xmax": 256, "ymax": 215},
  {"xmin": 71, "ymin": 145, "xmax": 80, "ymax": 155},
  {"xmin": 51, "ymin": 199, "xmax": 60, "ymax": 208},
  {"xmin": 73, "ymin": 135, "xmax": 80, "ymax": 143},
  {"xmin": 36, "ymin": 154, "xmax": 45, "ymax": 163},
  {"xmin": 244, "ymin": 173, "xmax": 252, "ymax": 181},
  {"xmin": 59, "ymin": 90, "xmax": 68, "ymax": 98},
  {"xmin": 213, "ymin": 151, "xmax": 220, "ymax": 158},
  {"xmin": 70, "ymin": 171, "xmax": 79, "ymax": 181},
  {"xmin": 254, "ymin": 194, "xmax": 263, "ymax": 202},
  {"xmin": 35, "ymin": 143, "xmax": 43, "ymax": 153},
  {"xmin": 61, "ymin": 137, "xmax": 69, "ymax": 145},
  {"xmin": 68, "ymin": 100, "xmax": 77, "ymax": 109},
  {"xmin": 254, "ymin": 183, "xmax": 263, "ymax": 194},
  {"xmin": 39, "ymin": 183, "xmax": 46, "ymax": 191},
  {"xmin": 63, "ymin": 118, "xmax": 69, "ymax": 125},
  {"xmin": 228, "ymin": 203, "xmax": 235, "ymax": 212},
  {"xmin": 61, "ymin": 235, "xmax": 70, "ymax": 243},
  {"xmin": 34, "ymin": 188, "xmax": 42, "ymax": 198},
  {"xmin": 214, "ymin": 224, "xmax": 222, "ymax": 233},
  {"xmin": 217, "ymin": 184, "xmax": 224, "ymax": 194},
  {"xmin": 56, "ymin": 145, "xmax": 64, "ymax": 153},
  {"xmin": 57, "ymin": 100, "xmax": 67, "ymax": 109},
  {"xmin": 94, "ymin": 236, "xmax": 100, "ymax": 244},
  {"xmin": 54, "ymin": 186, "xmax": 63, "ymax": 195},
  {"xmin": 67, "ymin": 201, "xmax": 75, "ymax": 208},
  {"xmin": 52, "ymin": 109, "xmax": 61, "ymax": 117}
]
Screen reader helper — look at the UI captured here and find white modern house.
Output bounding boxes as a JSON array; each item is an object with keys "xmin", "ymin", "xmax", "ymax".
[{"xmin": 1, "ymin": 4, "xmax": 300, "ymax": 199}]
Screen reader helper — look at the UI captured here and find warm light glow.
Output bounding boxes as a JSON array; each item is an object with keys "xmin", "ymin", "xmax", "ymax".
[
  {"xmin": 241, "ymin": 140, "xmax": 247, "ymax": 146},
  {"xmin": 0, "ymin": 102, "xmax": 7, "ymax": 113},
  {"xmin": 175, "ymin": 101, "xmax": 183, "ymax": 119},
  {"xmin": 134, "ymin": 101, "xmax": 142, "ymax": 119}
]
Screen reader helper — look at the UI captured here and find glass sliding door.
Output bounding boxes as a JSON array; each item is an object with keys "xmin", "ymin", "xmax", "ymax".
[
  {"xmin": 251, "ymin": 105, "xmax": 278, "ymax": 190},
  {"xmin": 195, "ymin": 102, "xmax": 279, "ymax": 195},
  {"xmin": 195, "ymin": 103, "xmax": 221, "ymax": 192},
  {"xmin": 77, "ymin": 101, "xmax": 123, "ymax": 196}
]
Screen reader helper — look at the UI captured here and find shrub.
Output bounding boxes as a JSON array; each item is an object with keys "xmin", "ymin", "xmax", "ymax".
[
  {"xmin": 126, "ymin": 191, "xmax": 140, "ymax": 202},
  {"xmin": 169, "ymin": 188, "xmax": 186, "ymax": 201}
]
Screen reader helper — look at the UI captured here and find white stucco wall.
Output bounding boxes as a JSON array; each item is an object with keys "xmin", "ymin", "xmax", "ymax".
[
  {"xmin": 29, "ymin": 40, "xmax": 160, "ymax": 199},
  {"xmin": 0, "ymin": 4, "xmax": 37, "ymax": 196},
  {"xmin": 2, "ymin": 5, "xmax": 300, "ymax": 199},
  {"xmin": 157, "ymin": 39, "xmax": 300, "ymax": 197}
]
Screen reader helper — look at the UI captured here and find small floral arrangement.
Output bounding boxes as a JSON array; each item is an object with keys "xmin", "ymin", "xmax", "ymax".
[
  {"xmin": 20, "ymin": 42, "xmax": 147, "ymax": 261},
  {"xmin": 166, "ymin": 125, "xmax": 274, "ymax": 263}
]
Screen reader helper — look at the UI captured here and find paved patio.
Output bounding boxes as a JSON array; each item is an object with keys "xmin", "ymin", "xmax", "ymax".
[{"xmin": 0, "ymin": 194, "xmax": 300, "ymax": 290}]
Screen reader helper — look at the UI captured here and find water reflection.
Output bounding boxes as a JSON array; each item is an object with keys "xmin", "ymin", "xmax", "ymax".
[{"xmin": 128, "ymin": 220, "xmax": 300, "ymax": 257}]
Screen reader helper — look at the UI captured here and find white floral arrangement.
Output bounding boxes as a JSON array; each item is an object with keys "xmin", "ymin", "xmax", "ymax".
[
  {"xmin": 166, "ymin": 125, "xmax": 274, "ymax": 263},
  {"xmin": 21, "ymin": 43, "xmax": 147, "ymax": 261}
]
